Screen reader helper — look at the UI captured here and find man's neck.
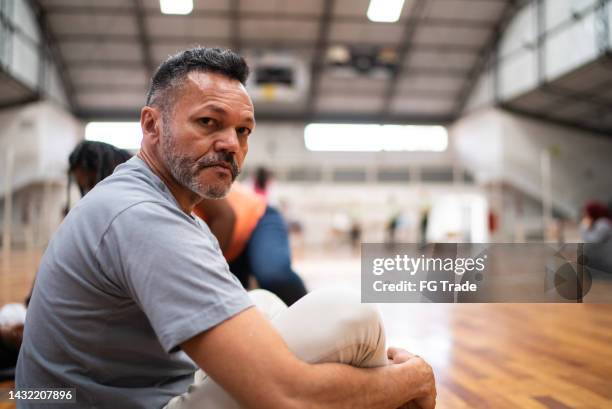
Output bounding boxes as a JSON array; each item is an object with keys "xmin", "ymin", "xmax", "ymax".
[{"xmin": 137, "ymin": 150, "xmax": 200, "ymax": 214}]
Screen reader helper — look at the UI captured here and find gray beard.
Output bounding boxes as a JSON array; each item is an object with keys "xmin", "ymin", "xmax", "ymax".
[{"xmin": 159, "ymin": 126, "xmax": 230, "ymax": 200}]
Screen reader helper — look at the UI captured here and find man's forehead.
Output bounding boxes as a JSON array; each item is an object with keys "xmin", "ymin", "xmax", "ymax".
[
  {"xmin": 179, "ymin": 71, "xmax": 255, "ymax": 122},
  {"xmin": 185, "ymin": 71, "xmax": 247, "ymax": 95}
]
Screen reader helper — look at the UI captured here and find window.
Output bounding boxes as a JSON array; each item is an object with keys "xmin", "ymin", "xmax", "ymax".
[
  {"xmin": 304, "ymin": 123, "xmax": 448, "ymax": 152},
  {"xmin": 84, "ymin": 122, "xmax": 142, "ymax": 150}
]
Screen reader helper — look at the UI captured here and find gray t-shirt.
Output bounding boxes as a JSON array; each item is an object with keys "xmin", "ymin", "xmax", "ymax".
[{"xmin": 16, "ymin": 156, "xmax": 253, "ymax": 408}]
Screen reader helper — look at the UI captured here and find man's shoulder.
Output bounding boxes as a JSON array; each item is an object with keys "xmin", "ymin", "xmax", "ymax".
[{"xmin": 66, "ymin": 161, "xmax": 185, "ymax": 237}]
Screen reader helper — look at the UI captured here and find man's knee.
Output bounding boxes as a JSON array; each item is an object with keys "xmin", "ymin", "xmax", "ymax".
[
  {"xmin": 300, "ymin": 289, "xmax": 384, "ymax": 341},
  {"xmin": 248, "ymin": 289, "xmax": 288, "ymax": 320},
  {"xmin": 335, "ymin": 292, "xmax": 384, "ymax": 339}
]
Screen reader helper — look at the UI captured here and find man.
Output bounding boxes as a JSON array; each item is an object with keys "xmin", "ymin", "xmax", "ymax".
[{"xmin": 16, "ymin": 48, "xmax": 436, "ymax": 409}]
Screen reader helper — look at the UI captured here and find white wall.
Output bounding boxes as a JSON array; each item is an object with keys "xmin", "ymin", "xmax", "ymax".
[
  {"xmin": 451, "ymin": 108, "xmax": 612, "ymax": 221},
  {"xmin": 0, "ymin": 101, "xmax": 83, "ymax": 247}
]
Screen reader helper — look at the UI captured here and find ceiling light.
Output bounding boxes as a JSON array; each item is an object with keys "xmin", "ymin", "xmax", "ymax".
[
  {"xmin": 367, "ymin": 0, "xmax": 405, "ymax": 23},
  {"xmin": 160, "ymin": 0, "xmax": 193, "ymax": 15}
]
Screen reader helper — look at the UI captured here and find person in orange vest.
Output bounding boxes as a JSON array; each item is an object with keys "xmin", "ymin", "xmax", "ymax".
[{"xmin": 194, "ymin": 182, "xmax": 307, "ymax": 306}]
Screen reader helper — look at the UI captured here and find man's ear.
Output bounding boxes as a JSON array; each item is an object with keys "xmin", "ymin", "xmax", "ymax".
[{"xmin": 141, "ymin": 106, "xmax": 162, "ymax": 145}]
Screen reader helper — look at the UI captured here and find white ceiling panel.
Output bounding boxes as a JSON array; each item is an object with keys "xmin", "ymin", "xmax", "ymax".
[
  {"xmin": 141, "ymin": 0, "xmax": 230, "ymax": 12},
  {"xmin": 329, "ymin": 22, "xmax": 404, "ymax": 44},
  {"xmin": 407, "ymin": 49, "xmax": 479, "ymax": 70},
  {"xmin": 241, "ymin": 18, "xmax": 319, "ymax": 41},
  {"xmin": 397, "ymin": 74, "xmax": 465, "ymax": 93},
  {"xmin": 77, "ymin": 91, "xmax": 146, "ymax": 109},
  {"xmin": 318, "ymin": 73, "xmax": 388, "ymax": 95},
  {"xmin": 413, "ymin": 25, "xmax": 493, "ymax": 46},
  {"xmin": 70, "ymin": 67, "xmax": 148, "ymax": 87},
  {"xmin": 315, "ymin": 95, "xmax": 384, "ymax": 113},
  {"xmin": 40, "ymin": 0, "xmax": 132, "ymax": 8},
  {"xmin": 48, "ymin": 13, "xmax": 137, "ymax": 36},
  {"xmin": 60, "ymin": 41, "xmax": 143, "ymax": 63},
  {"xmin": 390, "ymin": 96, "xmax": 456, "ymax": 115},
  {"xmin": 333, "ymin": 0, "xmax": 376, "ymax": 17},
  {"xmin": 424, "ymin": 0, "xmax": 507, "ymax": 21},
  {"xmin": 332, "ymin": 0, "xmax": 418, "ymax": 18},
  {"xmin": 240, "ymin": 0, "xmax": 325, "ymax": 15},
  {"xmin": 146, "ymin": 16, "xmax": 231, "ymax": 38}
]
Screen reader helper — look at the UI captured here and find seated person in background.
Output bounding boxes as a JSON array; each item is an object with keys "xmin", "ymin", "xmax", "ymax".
[
  {"xmin": 0, "ymin": 304, "xmax": 26, "ymax": 373},
  {"xmin": 17, "ymin": 47, "xmax": 435, "ymax": 409},
  {"xmin": 68, "ymin": 140, "xmax": 133, "ymax": 197},
  {"xmin": 581, "ymin": 201, "xmax": 612, "ymax": 274},
  {"xmin": 195, "ymin": 183, "xmax": 307, "ymax": 306}
]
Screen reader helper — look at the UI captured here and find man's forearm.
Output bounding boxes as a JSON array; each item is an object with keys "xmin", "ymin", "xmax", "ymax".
[{"xmin": 287, "ymin": 358, "xmax": 429, "ymax": 409}]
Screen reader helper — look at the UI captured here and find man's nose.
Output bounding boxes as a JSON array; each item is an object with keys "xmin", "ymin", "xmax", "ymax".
[{"xmin": 214, "ymin": 127, "xmax": 240, "ymax": 153}]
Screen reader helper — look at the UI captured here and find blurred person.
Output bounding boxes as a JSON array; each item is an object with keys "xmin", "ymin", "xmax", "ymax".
[
  {"xmin": 581, "ymin": 201, "xmax": 612, "ymax": 243},
  {"xmin": 253, "ymin": 166, "xmax": 272, "ymax": 198},
  {"xmin": 0, "ymin": 303, "xmax": 26, "ymax": 372},
  {"xmin": 386, "ymin": 212, "xmax": 401, "ymax": 246},
  {"xmin": 419, "ymin": 207, "xmax": 430, "ymax": 247},
  {"xmin": 349, "ymin": 219, "xmax": 362, "ymax": 254},
  {"xmin": 581, "ymin": 201, "xmax": 612, "ymax": 275},
  {"xmin": 68, "ymin": 140, "xmax": 133, "ymax": 197},
  {"xmin": 17, "ymin": 48, "xmax": 435, "ymax": 409},
  {"xmin": 195, "ymin": 184, "xmax": 307, "ymax": 306}
]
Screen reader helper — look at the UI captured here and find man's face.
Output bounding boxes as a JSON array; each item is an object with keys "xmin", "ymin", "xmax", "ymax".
[{"xmin": 158, "ymin": 71, "xmax": 255, "ymax": 199}]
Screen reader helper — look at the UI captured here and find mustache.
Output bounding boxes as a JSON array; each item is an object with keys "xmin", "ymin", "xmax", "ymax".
[{"xmin": 195, "ymin": 152, "xmax": 240, "ymax": 179}]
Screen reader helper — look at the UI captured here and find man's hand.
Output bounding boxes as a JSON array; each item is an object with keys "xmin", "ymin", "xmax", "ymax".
[
  {"xmin": 387, "ymin": 347, "xmax": 436, "ymax": 409},
  {"xmin": 0, "ymin": 323, "xmax": 24, "ymax": 349}
]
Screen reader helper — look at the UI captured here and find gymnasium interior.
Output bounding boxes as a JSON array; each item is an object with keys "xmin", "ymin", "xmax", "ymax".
[{"xmin": 1, "ymin": 0, "xmax": 612, "ymax": 408}]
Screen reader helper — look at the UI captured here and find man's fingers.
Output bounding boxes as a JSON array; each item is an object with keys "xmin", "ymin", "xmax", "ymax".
[{"xmin": 387, "ymin": 346, "xmax": 417, "ymax": 364}]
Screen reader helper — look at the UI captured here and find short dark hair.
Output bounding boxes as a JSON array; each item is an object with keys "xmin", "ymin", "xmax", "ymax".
[{"xmin": 145, "ymin": 47, "xmax": 250, "ymax": 111}]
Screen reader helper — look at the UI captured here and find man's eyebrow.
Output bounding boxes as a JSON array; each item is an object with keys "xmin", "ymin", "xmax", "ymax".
[
  {"xmin": 199, "ymin": 104, "xmax": 255, "ymax": 125},
  {"xmin": 200, "ymin": 104, "xmax": 228, "ymax": 115}
]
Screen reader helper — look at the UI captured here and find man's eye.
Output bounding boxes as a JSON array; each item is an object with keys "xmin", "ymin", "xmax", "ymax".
[
  {"xmin": 237, "ymin": 127, "xmax": 251, "ymax": 136},
  {"xmin": 200, "ymin": 118, "xmax": 215, "ymax": 126}
]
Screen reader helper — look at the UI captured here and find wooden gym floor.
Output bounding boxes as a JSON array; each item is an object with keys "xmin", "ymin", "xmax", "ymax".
[{"xmin": 2, "ymin": 249, "xmax": 612, "ymax": 409}]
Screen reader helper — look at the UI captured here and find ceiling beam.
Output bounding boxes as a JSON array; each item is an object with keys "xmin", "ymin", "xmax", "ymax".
[
  {"xmin": 305, "ymin": 0, "xmax": 335, "ymax": 115},
  {"xmin": 501, "ymin": 104, "xmax": 612, "ymax": 138},
  {"xmin": 380, "ymin": 0, "xmax": 428, "ymax": 119},
  {"xmin": 54, "ymin": 33, "xmax": 484, "ymax": 55},
  {"xmin": 43, "ymin": 6, "xmax": 498, "ymax": 29},
  {"xmin": 453, "ymin": 0, "xmax": 521, "ymax": 115},
  {"xmin": 132, "ymin": 0, "xmax": 155, "ymax": 78},
  {"xmin": 75, "ymin": 107, "xmax": 453, "ymax": 125}
]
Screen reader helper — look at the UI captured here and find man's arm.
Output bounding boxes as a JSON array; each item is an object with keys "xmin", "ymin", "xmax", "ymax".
[{"xmin": 181, "ymin": 307, "xmax": 435, "ymax": 409}]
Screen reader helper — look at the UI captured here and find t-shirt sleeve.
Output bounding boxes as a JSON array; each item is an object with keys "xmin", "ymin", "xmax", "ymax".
[{"xmin": 97, "ymin": 201, "xmax": 253, "ymax": 353}]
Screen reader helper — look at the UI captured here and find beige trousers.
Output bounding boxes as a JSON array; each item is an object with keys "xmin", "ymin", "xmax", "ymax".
[{"xmin": 165, "ymin": 288, "xmax": 388, "ymax": 409}]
